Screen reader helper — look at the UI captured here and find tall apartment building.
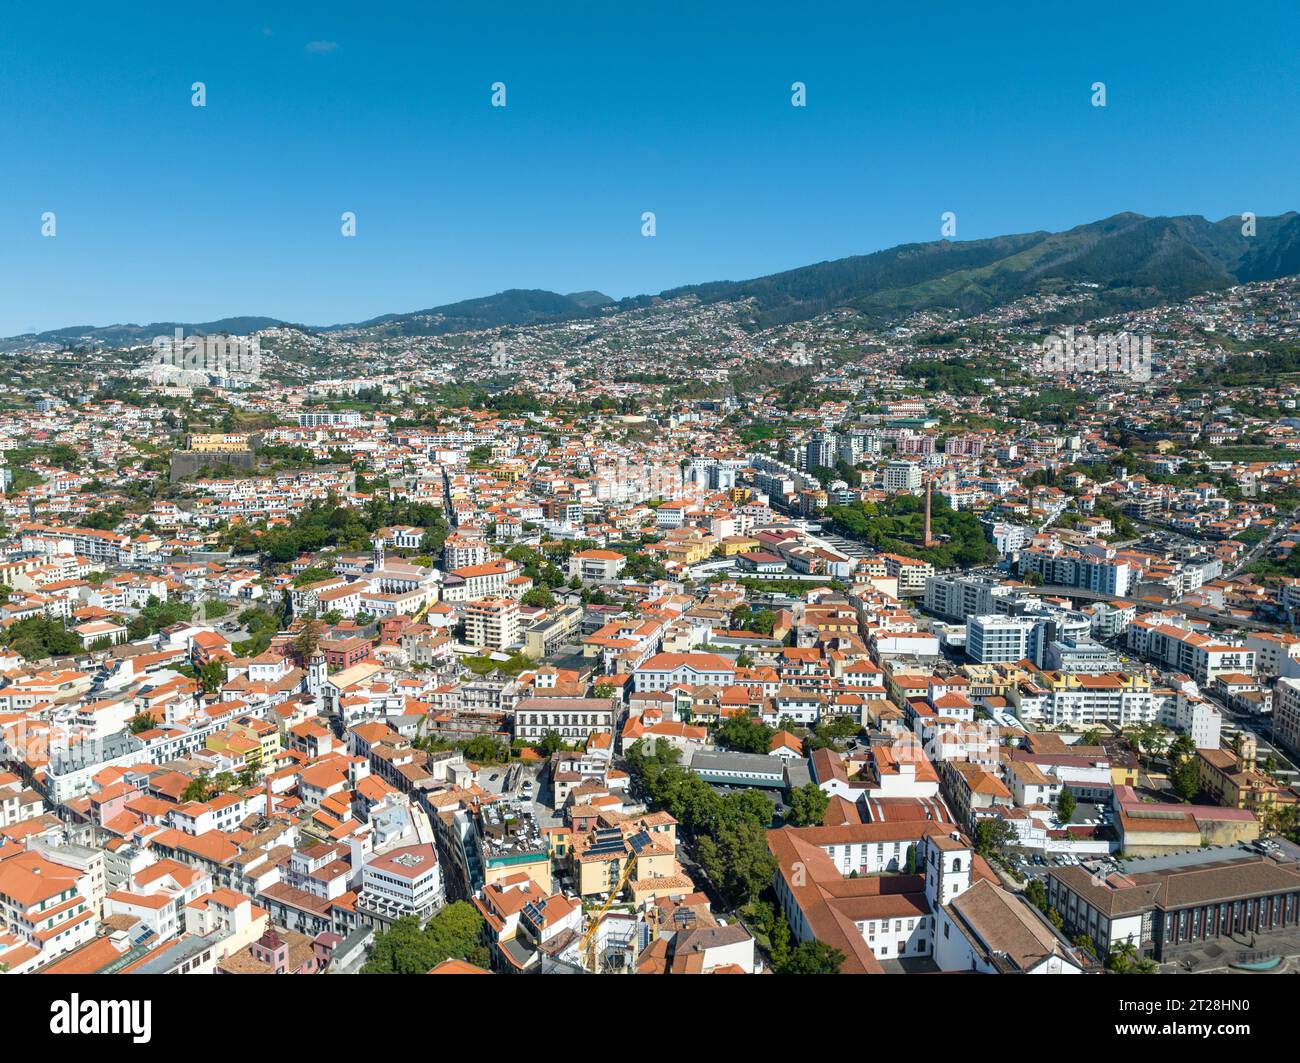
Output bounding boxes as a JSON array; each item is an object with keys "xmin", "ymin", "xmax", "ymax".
[
  {"xmin": 881, "ymin": 553, "xmax": 934, "ymax": 594},
  {"xmin": 967, "ymin": 605, "xmax": 1093, "ymax": 670},
  {"xmin": 298, "ymin": 411, "xmax": 362, "ymax": 427},
  {"xmin": 357, "ymin": 844, "xmax": 445, "ymax": 929},
  {"xmin": 924, "ymin": 574, "xmax": 1017, "ymax": 621},
  {"xmin": 987, "ymin": 521, "xmax": 1032, "ymax": 557},
  {"xmin": 1032, "ymin": 672, "xmax": 1159, "ymax": 728},
  {"xmin": 0, "ymin": 850, "xmax": 98, "ymax": 970},
  {"xmin": 1274, "ymin": 676, "xmax": 1300, "ymax": 759},
  {"xmin": 462, "ymin": 597, "xmax": 521, "ymax": 652},
  {"xmin": 944, "ymin": 434, "xmax": 985, "ymax": 459},
  {"xmin": 967, "ymin": 615, "xmax": 1039, "ymax": 664},
  {"xmin": 1019, "ymin": 546, "xmax": 1132, "ymax": 597},
  {"xmin": 443, "ymin": 534, "xmax": 492, "ymax": 571},
  {"xmin": 1166, "ymin": 691, "xmax": 1223, "ymax": 750},
  {"xmin": 1126, "ymin": 618, "xmax": 1256, "ymax": 686},
  {"xmin": 883, "ymin": 460, "xmax": 922, "ymax": 494},
  {"xmin": 806, "ymin": 432, "xmax": 837, "ymax": 470}
]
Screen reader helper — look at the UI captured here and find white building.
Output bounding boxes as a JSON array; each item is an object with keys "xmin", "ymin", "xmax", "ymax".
[
  {"xmin": 632, "ymin": 652, "xmax": 736, "ymax": 692},
  {"xmin": 357, "ymin": 843, "xmax": 444, "ymax": 927}
]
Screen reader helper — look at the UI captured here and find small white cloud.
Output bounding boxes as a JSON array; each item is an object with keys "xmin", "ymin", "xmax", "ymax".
[{"xmin": 305, "ymin": 40, "xmax": 338, "ymax": 54}]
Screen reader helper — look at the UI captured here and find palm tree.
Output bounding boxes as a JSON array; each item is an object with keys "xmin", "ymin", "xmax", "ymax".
[{"xmin": 1106, "ymin": 939, "xmax": 1154, "ymax": 973}]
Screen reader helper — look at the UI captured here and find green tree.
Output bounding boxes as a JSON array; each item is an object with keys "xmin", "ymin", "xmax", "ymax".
[
  {"xmin": 695, "ymin": 817, "xmax": 778, "ymax": 908},
  {"xmin": 769, "ymin": 910, "xmax": 792, "ymax": 967},
  {"xmin": 1106, "ymin": 939, "xmax": 1155, "ymax": 974},
  {"xmin": 1130, "ymin": 722, "xmax": 1169, "ymax": 761},
  {"xmin": 1, "ymin": 615, "xmax": 82, "ymax": 660},
  {"xmin": 182, "ymin": 774, "xmax": 212, "ymax": 802},
  {"xmin": 973, "ymin": 818, "xmax": 1015, "ymax": 856},
  {"xmin": 521, "ymin": 587, "xmax": 557, "ymax": 609},
  {"xmin": 537, "ymin": 730, "xmax": 565, "ymax": 757},
  {"xmin": 715, "ymin": 710, "xmax": 775, "ymax": 755},
  {"xmin": 1056, "ymin": 787, "xmax": 1076, "ymax": 822},
  {"xmin": 1170, "ymin": 757, "xmax": 1200, "ymax": 802},
  {"xmin": 361, "ymin": 915, "xmax": 439, "ymax": 974},
  {"xmin": 293, "ymin": 566, "xmax": 337, "ymax": 588},
  {"xmin": 423, "ymin": 900, "xmax": 490, "ymax": 969},
  {"xmin": 1264, "ymin": 804, "xmax": 1300, "ymax": 844},
  {"xmin": 1169, "ymin": 733, "xmax": 1197, "ymax": 762},
  {"xmin": 787, "ymin": 783, "xmax": 830, "ymax": 827},
  {"xmin": 775, "ymin": 940, "xmax": 845, "ymax": 974},
  {"xmin": 1025, "ymin": 878, "xmax": 1048, "ymax": 913},
  {"xmin": 463, "ymin": 735, "xmax": 505, "ymax": 764},
  {"xmin": 197, "ymin": 659, "xmax": 227, "ymax": 696},
  {"xmin": 290, "ymin": 619, "xmax": 323, "ymax": 661},
  {"xmin": 128, "ymin": 711, "xmax": 155, "ymax": 734},
  {"xmin": 362, "ymin": 902, "xmax": 490, "ymax": 973}
]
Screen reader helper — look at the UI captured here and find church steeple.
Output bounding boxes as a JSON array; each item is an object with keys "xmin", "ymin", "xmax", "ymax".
[
  {"xmin": 924, "ymin": 831, "xmax": 972, "ymax": 909},
  {"xmin": 308, "ymin": 650, "xmax": 328, "ymax": 705}
]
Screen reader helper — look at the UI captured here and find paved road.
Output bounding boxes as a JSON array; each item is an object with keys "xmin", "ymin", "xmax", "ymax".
[
  {"xmin": 1202, "ymin": 689, "xmax": 1298, "ymax": 779},
  {"xmin": 1227, "ymin": 504, "xmax": 1300, "ymax": 578}
]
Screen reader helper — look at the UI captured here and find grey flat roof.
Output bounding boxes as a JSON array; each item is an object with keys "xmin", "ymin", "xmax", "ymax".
[
  {"xmin": 1117, "ymin": 843, "xmax": 1270, "ymax": 874},
  {"xmin": 690, "ymin": 751, "xmax": 785, "ymax": 774}
]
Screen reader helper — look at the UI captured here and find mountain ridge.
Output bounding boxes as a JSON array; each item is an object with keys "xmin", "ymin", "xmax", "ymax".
[{"xmin": 9, "ymin": 211, "xmax": 1299, "ymax": 347}]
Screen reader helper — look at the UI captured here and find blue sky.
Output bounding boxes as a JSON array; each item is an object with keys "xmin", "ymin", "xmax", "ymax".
[{"xmin": 1, "ymin": 1, "xmax": 1297, "ymax": 335}]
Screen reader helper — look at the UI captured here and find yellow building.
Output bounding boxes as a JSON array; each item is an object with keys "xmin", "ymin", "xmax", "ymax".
[
  {"xmin": 959, "ymin": 662, "xmax": 1033, "ymax": 701},
  {"xmin": 230, "ymin": 717, "xmax": 281, "ymax": 766},
  {"xmin": 483, "ymin": 850, "xmax": 553, "ymax": 895},
  {"xmin": 1197, "ymin": 738, "xmax": 1296, "ymax": 814},
  {"xmin": 570, "ymin": 814, "xmax": 679, "ymax": 898},
  {"xmin": 205, "ymin": 729, "xmax": 263, "ymax": 767},
  {"xmin": 187, "ymin": 433, "xmax": 251, "ymax": 453},
  {"xmin": 719, "ymin": 536, "xmax": 761, "ymax": 556},
  {"xmin": 662, "ymin": 535, "xmax": 714, "ymax": 567}
]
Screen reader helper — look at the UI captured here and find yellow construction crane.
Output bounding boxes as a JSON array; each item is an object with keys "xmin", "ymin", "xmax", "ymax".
[{"xmin": 578, "ymin": 854, "xmax": 638, "ymax": 973}]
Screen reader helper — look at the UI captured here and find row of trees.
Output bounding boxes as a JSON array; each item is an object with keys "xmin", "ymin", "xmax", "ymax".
[
  {"xmin": 825, "ymin": 492, "xmax": 998, "ymax": 569},
  {"xmin": 0, "ymin": 616, "xmax": 82, "ymax": 661},
  {"xmin": 361, "ymin": 903, "xmax": 489, "ymax": 973},
  {"xmin": 625, "ymin": 739, "xmax": 777, "ymax": 908},
  {"xmin": 744, "ymin": 899, "xmax": 845, "ymax": 973},
  {"xmin": 716, "ymin": 710, "xmax": 861, "ymax": 759},
  {"xmin": 228, "ymin": 496, "xmax": 450, "ymax": 564}
]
